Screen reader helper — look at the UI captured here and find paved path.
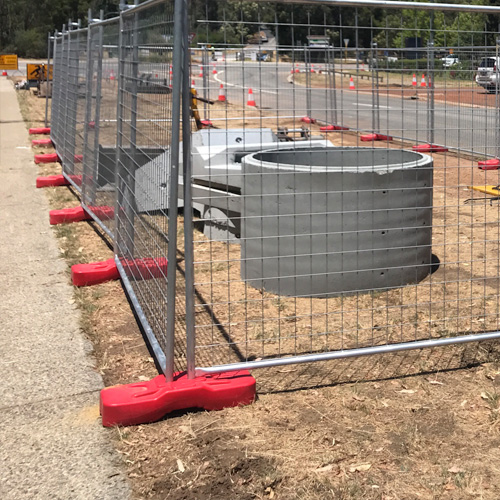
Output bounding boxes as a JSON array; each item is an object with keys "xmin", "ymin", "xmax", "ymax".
[{"xmin": 0, "ymin": 79, "xmax": 130, "ymax": 499}]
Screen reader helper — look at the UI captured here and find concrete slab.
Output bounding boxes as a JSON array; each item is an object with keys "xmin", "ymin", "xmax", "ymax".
[
  {"xmin": 0, "ymin": 77, "xmax": 130, "ymax": 497},
  {"xmin": 0, "ymin": 393, "xmax": 130, "ymax": 500}
]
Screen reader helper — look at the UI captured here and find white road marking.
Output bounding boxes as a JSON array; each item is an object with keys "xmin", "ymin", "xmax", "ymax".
[
  {"xmin": 355, "ymin": 103, "xmax": 392, "ymax": 109},
  {"xmin": 213, "ymin": 71, "xmax": 278, "ymax": 95}
]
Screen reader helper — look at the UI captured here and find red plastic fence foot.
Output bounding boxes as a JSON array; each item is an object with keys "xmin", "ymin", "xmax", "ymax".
[
  {"xmin": 301, "ymin": 116, "xmax": 316, "ymax": 124},
  {"xmin": 36, "ymin": 175, "xmax": 70, "ymax": 188},
  {"xmin": 478, "ymin": 158, "xmax": 500, "ymax": 170},
  {"xmin": 201, "ymin": 120, "xmax": 213, "ymax": 128},
  {"xmin": 50, "ymin": 206, "xmax": 88, "ymax": 225},
  {"xmin": 90, "ymin": 205, "xmax": 115, "ymax": 220},
  {"xmin": 67, "ymin": 174, "xmax": 83, "ymax": 187},
  {"xmin": 29, "ymin": 127, "xmax": 51, "ymax": 135},
  {"xmin": 72, "ymin": 257, "xmax": 169, "ymax": 286},
  {"xmin": 32, "ymin": 138, "xmax": 54, "ymax": 147},
  {"xmin": 360, "ymin": 133, "xmax": 393, "ymax": 141},
  {"xmin": 49, "ymin": 205, "xmax": 114, "ymax": 225},
  {"xmin": 320, "ymin": 124, "xmax": 350, "ymax": 132},
  {"xmin": 122, "ymin": 257, "xmax": 169, "ymax": 280},
  {"xmin": 412, "ymin": 144, "xmax": 448, "ymax": 153},
  {"xmin": 34, "ymin": 153, "xmax": 60, "ymax": 164},
  {"xmin": 72, "ymin": 258, "xmax": 119, "ymax": 286},
  {"xmin": 100, "ymin": 370, "xmax": 256, "ymax": 427}
]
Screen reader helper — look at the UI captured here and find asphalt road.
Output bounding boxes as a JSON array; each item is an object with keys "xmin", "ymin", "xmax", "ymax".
[
  {"xmin": 13, "ymin": 57, "xmax": 496, "ymax": 156},
  {"xmin": 198, "ymin": 62, "xmax": 499, "ymax": 157}
]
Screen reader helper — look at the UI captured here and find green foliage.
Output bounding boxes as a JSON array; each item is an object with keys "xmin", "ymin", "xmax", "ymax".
[
  {"xmin": 0, "ymin": 0, "xmax": 120, "ymax": 57},
  {"xmin": 385, "ymin": 57, "xmax": 476, "ymax": 80},
  {"xmin": 386, "ymin": 58, "xmax": 432, "ymax": 71},
  {"xmin": 14, "ymin": 29, "xmax": 47, "ymax": 57},
  {"xmin": 1, "ymin": 0, "xmax": 499, "ymax": 58}
]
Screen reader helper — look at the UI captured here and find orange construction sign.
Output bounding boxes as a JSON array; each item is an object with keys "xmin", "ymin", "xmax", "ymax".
[
  {"xmin": 27, "ymin": 63, "xmax": 53, "ymax": 81},
  {"xmin": 0, "ymin": 54, "xmax": 18, "ymax": 70}
]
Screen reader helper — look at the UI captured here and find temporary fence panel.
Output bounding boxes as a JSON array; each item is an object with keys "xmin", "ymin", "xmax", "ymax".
[
  {"xmin": 59, "ymin": 27, "xmax": 87, "ymax": 191},
  {"xmin": 47, "ymin": 0, "xmax": 500, "ymax": 386},
  {"xmin": 82, "ymin": 18, "xmax": 120, "ymax": 238},
  {"xmin": 114, "ymin": 0, "xmax": 182, "ymax": 375},
  {"xmin": 183, "ymin": 0, "xmax": 500, "ymax": 377},
  {"xmin": 50, "ymin": 33, "xmax": 64, "ymax": 149}
]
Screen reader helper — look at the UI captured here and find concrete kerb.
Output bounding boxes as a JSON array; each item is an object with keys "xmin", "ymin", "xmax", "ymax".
[{"xmin": 0, "ymin": 79, "xmax": 130, "ymax": 499}]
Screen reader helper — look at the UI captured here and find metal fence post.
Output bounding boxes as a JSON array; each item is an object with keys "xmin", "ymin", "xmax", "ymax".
[
  {"xmin": 496, "ymin": 37, "xmax": 500, "ymax": 161},
  {"xmin": 44, "ymin": 31, "xmax": 52, "ymax": 128},
  {"xmin": 60, "ymin": 25, "xmax": 70, "ymax": 166},
  {"xmin": 50, "ymin": 31, "xmax": 60, "ymax": 146},
  {"xmin": 427, "ymin": 41, "xmax": 435, "ymax": 145},
  {"xmin": 82, "ymin": 9, "xmax": 95, "ymax": 201},
  {"xmin": 371, "ymin": 41, "xmax": 380, "ymax": 134},
  {"xmin": 328, "ymin": 45, "xmax": 337, "ymax": 125},
  {"xmin": 182, "ymin": 0, "xmax": 196, "ymax": 380},
  {"xmin": 90, "ymin": 12, "xmax": 105, "ymax": 206},
  {"xmin": 305, "ymin": 46, "xmax": 312, "ymax": 120},
  {"xmin": 114, "ymin": 10, "xmax": 126, "ymax": 257},
  {"xmin": 165, "ymin": 0, "xmax": 188, "ymax": 382}
]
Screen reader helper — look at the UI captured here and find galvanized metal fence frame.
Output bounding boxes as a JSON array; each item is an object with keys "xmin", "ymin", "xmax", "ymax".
[
  {"xmin": 47, "ymin": 0, "xmax": 500, "ymax": 387},
  {"xmin": 184, "ymin": 0, "xmax": 500, "ymax": 378}
]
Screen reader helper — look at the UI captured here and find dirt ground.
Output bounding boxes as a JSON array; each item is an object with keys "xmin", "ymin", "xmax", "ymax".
[{"xmin": 18, "ymin": 79, "xmax": 500, "ymax": 500}]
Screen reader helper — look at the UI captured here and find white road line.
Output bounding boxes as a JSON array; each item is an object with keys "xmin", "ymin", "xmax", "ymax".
[
  {"xmin": 355, "ymin": 103, "xmax": 392, "ymax": 109},
  {"xmin": 212, "ymin": 71, "xmax": 278, "ymax": 95}
]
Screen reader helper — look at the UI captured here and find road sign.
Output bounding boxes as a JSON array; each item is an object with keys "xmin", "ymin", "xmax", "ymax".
[
  {"xmin": 27, "ymin": 64, "xmax": 53, "ymax": 81},
  {"xmin": 0, "ymin": 54, "xmax": 18, "ymax": 70}
]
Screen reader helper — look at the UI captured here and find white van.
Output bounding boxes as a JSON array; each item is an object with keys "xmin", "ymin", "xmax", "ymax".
[{"xmin": 475, "ymin": 56, "xmax": 500, "ymax": 92}]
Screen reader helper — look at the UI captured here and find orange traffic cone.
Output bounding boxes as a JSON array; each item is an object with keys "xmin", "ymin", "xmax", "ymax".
[
  {"xmin": 218, "ymin": 84, "xmax": 226, "ymax": 102},
  {"xmin": 311, "ymin": 64, "xmax": 315, "ymax": 73},
  {"xmin": 212, "ymin": 64, "xmax": 217, "ymax": 75},
  {"xmin": 2, "ymin": 71, "xmax": 7, "ymax": 76},
  {"xmin": 295, "ymin": 64, "xmax": 300, "ymax": 73},
  {"xmin": 420, "ymin": 74, "xmax": 426, "ymax": 87},
  {"xmin": 412, "ymin": 73, "xmax": 417, "ymax": 87},
  {"xmin": 198, "ymin": 65, "xmax": 203, "ymax": 77},
  {"xmin": 349, "ymin": 77, "xmax": 355, "ymax": 90},
  {"xmin": 110, "ymin": 70, "xmax": 115, "ymax": 81},
  {"xmin": 247, "ymin": 88, "xmax": 256, "ymax": 107}
]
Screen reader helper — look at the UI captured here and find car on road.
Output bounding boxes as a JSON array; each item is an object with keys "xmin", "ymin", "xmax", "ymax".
[
  {"xmin": 441, "ymin": 54, "xmax": 459, "ymax": 68},
  {"xmin": 475, "ymin": 56, "xmax": 500, "ymax": 92}
]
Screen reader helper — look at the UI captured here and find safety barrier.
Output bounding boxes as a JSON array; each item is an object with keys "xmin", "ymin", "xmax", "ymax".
[{"xmin": 42, "ymin": 0, "xmax": 500, "ymax": 425}]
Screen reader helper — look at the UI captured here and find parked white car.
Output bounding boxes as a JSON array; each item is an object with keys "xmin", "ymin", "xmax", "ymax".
[
  {"xmin": 441, "ymin": 54, "xmax": 459, "ymax": 67},
  {"xmin": 475, "ymin": 56, "xmax": 500, "ymax": 92}
]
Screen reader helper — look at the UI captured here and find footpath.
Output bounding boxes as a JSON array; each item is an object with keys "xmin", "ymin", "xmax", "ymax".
[{"xmin": 0, "ymin": 79, "xmax": 130, "ymax": 498}]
